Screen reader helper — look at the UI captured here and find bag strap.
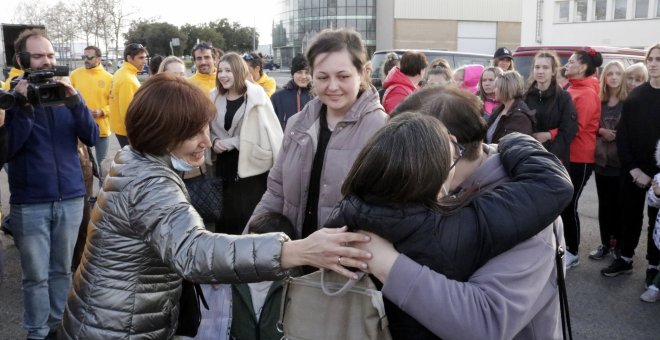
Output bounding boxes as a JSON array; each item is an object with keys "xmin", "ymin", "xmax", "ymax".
[
  {"xmin": 276, "ymin": 277, "xmax": 291, "ymax": 333},
  {"xmin": 321, "ymin": 269, "xmax": 366, "ymax": 297},
  {"xmin": 193, "ymin": 283, "xmax": 209, "ymax": 310},
  {"xmin": 181, "ymin": 167, "xmax": 205, "ymax": 180},
  {"xmin": 554, "ymin": 222, "xmax": 573, "ymax": 340}
]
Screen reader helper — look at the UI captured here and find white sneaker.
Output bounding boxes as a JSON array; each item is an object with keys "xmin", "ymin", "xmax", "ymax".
[
  {"xmin": 640, "ymin": 287, "xmax": 660, "ymax": 303},
  {"xmin": 565, "ymin": 251, "xmax": 579, "ymax": 270}
]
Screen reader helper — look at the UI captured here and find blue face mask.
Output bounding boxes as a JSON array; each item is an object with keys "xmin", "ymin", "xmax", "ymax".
[{"xmin": 170, "ymin": 153, "xmax": 195, "ymax": 172}]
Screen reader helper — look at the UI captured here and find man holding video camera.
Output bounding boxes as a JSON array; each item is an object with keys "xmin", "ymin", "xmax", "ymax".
[{"xmin": 4, "ymin": 28, "xmax": 98, "ymax": 340}]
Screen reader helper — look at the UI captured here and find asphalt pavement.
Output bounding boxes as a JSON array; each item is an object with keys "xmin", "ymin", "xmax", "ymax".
[{"xmin": 1, "ymin": 71, "xmax": 659, "ymax": 339}]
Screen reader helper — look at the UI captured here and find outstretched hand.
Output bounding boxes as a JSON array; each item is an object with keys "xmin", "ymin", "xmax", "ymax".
[{"xmin": 281, "ymin": 227, "xmax": 372, "ymax": 280}]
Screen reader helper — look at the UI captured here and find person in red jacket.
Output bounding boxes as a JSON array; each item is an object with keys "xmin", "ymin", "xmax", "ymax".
[
  {"xmin": 382, "ymin": 51, "xmax": 427, "ymax": 113},
  {"xmin": 561, "ymin": 47, "xmax": 604, "ymax": 269}
]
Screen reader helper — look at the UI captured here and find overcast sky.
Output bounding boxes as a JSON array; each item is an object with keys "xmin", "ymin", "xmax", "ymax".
[{"xmin": 0, "ymin": 0, "xmax": 276, "ymax": 44}]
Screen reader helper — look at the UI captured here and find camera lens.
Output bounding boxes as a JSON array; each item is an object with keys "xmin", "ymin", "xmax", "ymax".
[{"xmin": 0, "ymin": 90, "xmax": 16, "ymax": 110}]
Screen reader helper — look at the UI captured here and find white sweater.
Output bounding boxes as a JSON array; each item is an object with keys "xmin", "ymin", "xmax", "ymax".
[{"xmin": 209, "ymin": 81, "xmax": 283, "ymax": 178}]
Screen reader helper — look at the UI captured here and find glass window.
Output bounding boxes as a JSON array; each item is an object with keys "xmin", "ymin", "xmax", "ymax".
[
  {"xmin": 358, "ymin": 0, "xmax": 367, "ymax": 6},
  {"xmin": 594, "ymin": 0, "xmax": 607, "ymax": 20},
  {"xmin": 346, "ymin": 6, "xmax": 357, "ymax": 15},
  {"xmin": 657, "ymin": 0, "xmax": 660, "ymax": 16},
  {"xmin": 347, "ymin": 0, "xmax": 357, "ymax": 6},
  {"xmin": 367, "ymin": 19, "xmax": 375, "ymax": 30},
  {"xmin": 635, "ymin": 0, "xmax": 649, "ymax": 18},
  {"xmin": 556, "ymin": 1, "xmax": 569, "ymax": 22},
  {"xmin": 337, "ymin": 7, "xmax": 346, "ymax": 15},
  {"xmin": 338, "ymin": 0, "xmax": 346, "ymax": 6},
  {"xmin": 575, "ymin": 0, "xmax": 588, "ymax": 21},
  {"xmin": 614, "ymin": 0, "xmax": 627, "ymax": 19},
  {"xmin": 357, "ymin": 19, "xmax": 367, "ymax": 31},
  {"xmin": 366, "ymin": 0, "xmax": 374, "ymax": 6}
]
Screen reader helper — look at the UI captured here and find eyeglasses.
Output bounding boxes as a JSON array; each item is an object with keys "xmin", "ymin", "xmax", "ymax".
[
  {"xmin": 81, "ymin": 54, "xmax": 97, "ymax": 60},
  {"xmin": 449, "ymin": 141, "xmax": 465, "ymax": 170},
  {"xmin": 242, "ymin": 53, "xmax": 255, "ymax": 61}
]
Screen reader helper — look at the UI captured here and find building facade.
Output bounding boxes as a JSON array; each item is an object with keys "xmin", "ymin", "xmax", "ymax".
[
  {"xmin": 521, "ymin": 0, "xmax": 660, "ymax": 48},
  {"xmin": 271, "ymin": 0, "xmax": 522, "ymax": 67},
  {"xmin": 272, "ymin": 0, "xmax": 377, "ymax": 68},
  {"xmin": 377, "ymin": 0, "xmax": 522, "ymax": 54}
]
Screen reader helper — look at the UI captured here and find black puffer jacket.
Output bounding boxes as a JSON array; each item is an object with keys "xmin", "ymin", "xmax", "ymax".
[
  {"xmin": 325, "ymin": 133, "xmax": 573, "ymax": 340},
  {"xmin": 326, "ymin": 132, "xmax": 572, "ymax": 280},
  {"xmin": 270, "ymin": 79, "xmax": 313, "ymax": 129},
  {"xmin": 525, "ymin": 82, "xmax": 578, "ymax": 165}
]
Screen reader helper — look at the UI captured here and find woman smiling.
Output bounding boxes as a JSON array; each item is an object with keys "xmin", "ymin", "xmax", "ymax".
[{"xmin": 250, "ymin": 28, "xmax": 387, "ymax": 243}]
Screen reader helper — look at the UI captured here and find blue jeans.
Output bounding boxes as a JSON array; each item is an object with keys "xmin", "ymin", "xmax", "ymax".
[
  {"xmin": 9, "ymin": 197, "xmax": 84, "ymax": 339},
  {"xmin": 94, "ymin": 136, "xmax": 110, "ymax": 178}
]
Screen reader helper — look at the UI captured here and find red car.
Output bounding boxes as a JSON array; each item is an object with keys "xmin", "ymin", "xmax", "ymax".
[{"xmin": 513, "ymin": 45, "xmax": 647, "ymax": 80}]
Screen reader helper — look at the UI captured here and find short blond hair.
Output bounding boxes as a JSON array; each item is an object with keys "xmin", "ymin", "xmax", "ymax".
[
  {"xmin": 626, "ymin": 62, "xmax": 649, "ymax": 82},
  {"xmin": 157, "ymin": 56, "xmax": 185, "ymax": 74},
  {"xmin": 495, "ymin": 71, "xmax": 525, "ymax": 102}
]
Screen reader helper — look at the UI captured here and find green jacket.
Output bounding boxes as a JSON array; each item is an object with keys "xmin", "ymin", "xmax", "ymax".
[{"xmin": 231, "ymin": 281, "xmax": 284, "ymax": 340}]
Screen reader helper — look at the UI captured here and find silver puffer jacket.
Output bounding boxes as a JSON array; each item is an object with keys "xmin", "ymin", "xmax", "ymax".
[{"xmin": 59, "ymin": 147, "xmax": 288, "ymax": 339}]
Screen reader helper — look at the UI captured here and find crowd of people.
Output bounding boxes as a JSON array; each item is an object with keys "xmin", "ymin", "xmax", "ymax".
[{"xmin": 0, "ymin": 24, "xmax": 659, "ymax": 340}]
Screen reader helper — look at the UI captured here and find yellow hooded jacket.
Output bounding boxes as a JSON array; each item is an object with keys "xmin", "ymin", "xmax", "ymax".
[
  {"xmin": 255, "ymin": 73, "xmax": 276, "ymax": 97},
  {"xmin": 1, "ymin": 67, "xmax": 24, "ymax": 90},
  {"xmin": 70, "ymin": 64, "xmax": 113, "ymax": 137},
  {"xmin": 188, "ymin": 69, "xmax": 217, "ymax": 95},
  {"xmin": 109, "ymin": 62, "xmax": 140, "ymax": 136}
]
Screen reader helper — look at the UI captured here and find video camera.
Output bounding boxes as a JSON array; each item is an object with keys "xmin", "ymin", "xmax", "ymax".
[
  {"xmin": 8, "ymin": 65, "xmax": 70, "ymax": 107},
  {"xmin": 2, "ymin": 50, "xmax": 71, "ymax": 108}
]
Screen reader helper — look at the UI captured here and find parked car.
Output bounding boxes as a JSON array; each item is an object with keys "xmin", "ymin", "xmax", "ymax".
[
  {"xmin": 513, "ymin": 45, "xmax": 647, "ymax": 80},
  {"xmin": 263, "ymin": 60, "xmax": 280, "ymax": 70},
  {"xmin": 138, "ymin": 64, "xmax": 149, "ymax": 75},
  {"xmin": 370, "ymin": 49, "xmax": 492, "ymax": 89}
]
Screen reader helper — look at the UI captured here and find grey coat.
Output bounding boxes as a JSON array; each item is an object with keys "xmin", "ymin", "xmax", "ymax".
[
  {"xmin": 60, "ymin": 147, "xmax": 288, "ymax": 340},
  {"xmin": 250, "ymin": 86, "xmax": 388, "ymax": 238}
]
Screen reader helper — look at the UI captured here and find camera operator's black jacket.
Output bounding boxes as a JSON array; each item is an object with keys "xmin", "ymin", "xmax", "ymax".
[
  {"xmin": 324, "ymin": 133, "xmax": 573, "ymax": 340},
  {"xmin": 5, "ymin": 94, "xmax": 98, "ymax": 204}
]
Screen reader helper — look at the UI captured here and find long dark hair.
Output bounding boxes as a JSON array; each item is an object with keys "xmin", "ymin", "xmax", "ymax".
[{"xmin": 341, "ymin": 112, "xmax": 452, "ymax": 209}]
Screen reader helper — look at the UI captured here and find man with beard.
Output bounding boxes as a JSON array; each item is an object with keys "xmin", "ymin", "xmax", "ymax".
[
  {"xmin": 4, "ymin": 29, "xmax": 98, "ymax": 339},
  {"xmin": 70, "ymin": 45, "xmax": 112, "ymax": 173},
  {"xmin": 189, "ymin": 42, "xmax": 220, "ymax": 94}
]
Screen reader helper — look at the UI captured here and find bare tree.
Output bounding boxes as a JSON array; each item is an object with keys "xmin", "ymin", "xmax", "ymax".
[
  {"xmin": 74, "ymin": 1, "xmax": 97, "ymax": 46},
  {"xmin": 42, "ymin": 3, "xmax": 67, "ymax": 61},
  {"xmin": 104, "ymin": 0, "xmax": 134, "ymax": 62},
  {"xmin": 12, "ymin": 0, "xmax": 48, "ymax": 25}
]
